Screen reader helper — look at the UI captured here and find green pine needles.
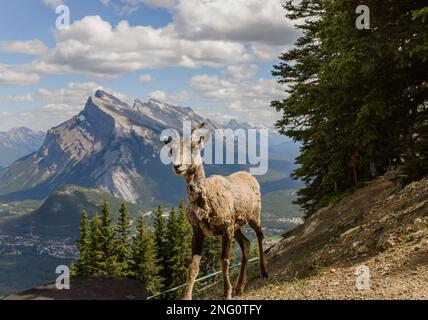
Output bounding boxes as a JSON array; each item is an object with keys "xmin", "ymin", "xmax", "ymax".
[
  {"xmin": 73, "ymin": 201, "xmax": 195, "ymax": 298},
  {"xmin": 273, "ymin": 0, "xmax": 428, "ymax": 216}
]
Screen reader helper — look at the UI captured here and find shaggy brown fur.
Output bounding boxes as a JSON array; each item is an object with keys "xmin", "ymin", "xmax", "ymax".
[{"xmin": 163, "ymin": 123, "xmax": 268, "ymax": 300}]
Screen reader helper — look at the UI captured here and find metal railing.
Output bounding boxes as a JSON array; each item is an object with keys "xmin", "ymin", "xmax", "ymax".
[{"xmin": 147, "ymin": 257, "xmax": 259, "ymax": 300}]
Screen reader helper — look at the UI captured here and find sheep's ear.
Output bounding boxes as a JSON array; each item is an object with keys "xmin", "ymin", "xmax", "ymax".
[
  {"xmin": 191, "ymin": 122, "xmax": 206, "ymax": 134},
  {"xmin": 162, "ymin": 136, "xmax": 173, "ymax": 145},
  {"xmin": 200, "ymin": 129, "xmax": 212, "ymax": 144}
]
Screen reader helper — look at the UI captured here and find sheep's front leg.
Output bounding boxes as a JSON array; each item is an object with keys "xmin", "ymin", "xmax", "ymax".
[
  {"xmin": 183, "ymin": 228, "xmax": 204, "ymax": 300},
  {"xmin": 221, "ymin": 229, "xmax": 233, "ymax": 300}
]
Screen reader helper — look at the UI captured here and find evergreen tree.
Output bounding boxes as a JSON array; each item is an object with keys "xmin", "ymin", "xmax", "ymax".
[
  {"xmin": 163, "ymin": 204, "xmax": 193, "ymax": 298},
  {"xmin": 89, "ymin": 214, "xmax": 106, "ymax": 275},
  {"xmin": 273, "ymin": 0, "xmax": 428, "ymax": 216},
  {"xmin": 153, "ymin": 204, "xmax": 167, "ymax": 287},
  {"xmin": 130, "ymin": 214, "xmax": 162, "ymax": 295},
  {"xmin": 175, "ymin": 201, "xmax": 192, "ymax": 282},
  {"xmin": 100, "ymin": 201, "xmax": 118, "ymax": 275},
  {"xmin": 115, "ymin": 203, "xmax": 132, "ymax": 276},
  {"xmin": 251, "ymin": 240, "xmax": 259, "ymax": 259},
  {"xmin": 75, "ymin": 211, "xmax": 91, "ymax": 275},
  {"xmin": 164, "ymin": 207, "xmax": 178, "ymax": 288},
  {"xmin": 201, "ymin": 237, "xmax": 222, "ymax": 277}
]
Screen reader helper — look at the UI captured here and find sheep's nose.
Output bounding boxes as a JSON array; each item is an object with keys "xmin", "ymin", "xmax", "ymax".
[{"xmin": 174, "ymin": 165, "xmax": 180, "ymax": 169}]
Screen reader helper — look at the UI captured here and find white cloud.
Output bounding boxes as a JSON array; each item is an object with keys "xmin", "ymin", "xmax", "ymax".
[
  {"xmin": 19, "ymin": 103, "xmax": 81, "ymax": 130},
  {"xmin": 0, "ymin": 82, "xmax": 127, "ymax": 131},
  {"xmin": 0, "ymin": 40, "xmax": 47, "ymax": 55},
  {"xmin": 170, "ymin": 90, "xmax": 189, "ymax": 103},
  {"xmin": 28, "ymin": 16, "xmax": 251, "ymax": 78},
  {"xmin": 0, "ymin": 111, "xmax": 12, "ymax": 117},
  {"xmin": 227, "ymin": 102, "xmax": 243, "ymax": 111},
  {"xmin": 101, "ymin": 0, "xmax": 176, "ymax": 14},
  {"xmin": 2, "ymin": 0, "xmax": 298, "ymax": 82},
  {"xmin": 149, "ymin": 90, "xmax": 167, "ymax": 101},
  {"xmin": 17, "ymin": 80, "xmax": 129, "ymax": 130},
  {"xmin": 191, "ymin": 72, "xmax": 284, "ymax": 102},
  {"xmin": 224, "ymin": 64, "xmax": 259, "ymax": 81},
  {"xmin": 173, "ymin": 0, "xmax": 298, "ymax": 46},
  {"xmin": 42, "ymin": 103, "xmax": 79, "ymax": 113},
  {"xmin": 139, "ymin": 74, "xmax": 152, "ymax": 83},
  {"xmin": 38, "ymin": 82, "xmax": 128, "ymax": 109},
  {"xmin": 0, "ymin": 65, "xmax": 40, "ymax": 87},
  {"xmin": 102, "ymin": 0, "xmax": 297, "ymax": 48},
  {"xmin": 26, "ymin": 81, "xmax": 127, "ymax": 129},
  {"xmin": 0, "ymin": 94, "xmax": 33, "ymax": 103},
  {"xmin": 42, "ymin": 0, "xmax": 64, "ymax": 9},
  {"xmin": 142, "ymin": 0, "xmax": 176, "ymax": 8},
  {"xmin": 190, "ymin": 64, "xmax": 287, "ymax": 123}
]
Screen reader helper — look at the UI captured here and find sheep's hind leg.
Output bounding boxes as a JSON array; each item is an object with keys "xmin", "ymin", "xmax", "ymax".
[
  {"xmin": 249, "ymin": 220, "xmax": 269, "ymax": 279},
  {"xmin": 221, "ymin": 229, "xmax": 233, "ymax": 300},
  {"xmin": 183, "ymin": 228, "xmax": 204, "ymax": 300},
  {"xmin": 234, "ymin": 229, "xmax": 250, "ymax": 296}
]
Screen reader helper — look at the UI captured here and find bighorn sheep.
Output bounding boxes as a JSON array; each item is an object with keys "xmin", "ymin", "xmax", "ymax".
[{"xmin": 163, "ymin": 122, "xmax": 268, "ymax": 300}]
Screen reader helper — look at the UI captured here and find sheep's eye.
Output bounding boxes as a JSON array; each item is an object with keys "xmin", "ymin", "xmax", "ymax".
[{"xmin": 168, "ymin": 149, "xmax": 173, "ymax": 157}]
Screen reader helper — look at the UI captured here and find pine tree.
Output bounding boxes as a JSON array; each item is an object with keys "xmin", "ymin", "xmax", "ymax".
[
  {"xmin": 251, "ymin": 240, "xmax": 259, "ymax": 259},
  {"xmin": 89, "ymin": 214, "xmax": 106, "ymax": 275},
  {"xmin": 130, "ymin": 214, "xmax": 162, "ymax": 295},
  {"xmin": 201, "ymin": 237, "xmax": 222, "ymax": 276},
  {"xmin": 164, "ymin": 207, "xmax": 178, "ymax": 289},
  {"xmin": 272, "ymin": 0, "xmax": 428, "ymax": 216},
  {"xmin": 75, "ymin": 211, "xmax": 91, "ymax": 275},
  {"xmin": 100, "ymin": 201, "xmax": 118, "ymax": 275},
  {"xmin": 164, "ymin": 204, "xmax": 193, "ymax": 298},
  {"xmin": 153, "ymin": 204, "xmax": 167, "ymax": 287},
  {"xmin": 175, "ymin": 200, "xmax": 192, "ymax": 282},
  {"xmin": 115, "ymin": 203, "xmax": 132, "ymax": 276}
]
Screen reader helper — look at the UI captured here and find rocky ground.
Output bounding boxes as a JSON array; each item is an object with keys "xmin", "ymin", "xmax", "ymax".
[
  {"xmin": 200, "ymin": 175, "xmax": 428, "ymax": 300},
  {"xmin": 240, "ymin": 238, "xmax": 428, "ymax": 300}
]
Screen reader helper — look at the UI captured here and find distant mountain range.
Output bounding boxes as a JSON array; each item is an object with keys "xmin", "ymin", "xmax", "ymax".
[
  {"xmin": 0, "ymin": 127, "xmax": 45, "ymax": 167},
  {"xmin": 0, "ymin": 90, "xmax": 300, "ymax": 206}
]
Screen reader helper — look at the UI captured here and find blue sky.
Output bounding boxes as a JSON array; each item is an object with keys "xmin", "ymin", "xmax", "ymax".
[{"xmin": 0, "ymin": 0, "xmax": 299, "ymax": 131}]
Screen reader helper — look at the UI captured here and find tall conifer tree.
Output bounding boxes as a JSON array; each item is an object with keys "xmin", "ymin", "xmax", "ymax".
[
  {"xmin": 100, "ymin": 201, "xmax": 118, "ymax": 274},
  {"xmin": 89, "ymin": 214, "xmax": 106, "ymax": 275},
  {"xmin": 153, "ymin": 204, "xmax": 167, "ymax": 287},
  {"xmin": 273, "ymin": 0, "xmax": 428, "ymax": 215},
  {"xmin": 130, "ymin": 214, "xmax": 162, "ymax": 295},
  {"xmin": 75, "ymin": 211, "xmax": 91, "ymax": 275},
  {"xmin": 115, "ymin": 203, "xmax": 132, "ymax": 276}
]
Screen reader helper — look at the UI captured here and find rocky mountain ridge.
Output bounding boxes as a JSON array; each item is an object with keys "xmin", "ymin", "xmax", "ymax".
[{"xmin": 0, "ymin": 90, "xmax": 297, "ymax": 206}]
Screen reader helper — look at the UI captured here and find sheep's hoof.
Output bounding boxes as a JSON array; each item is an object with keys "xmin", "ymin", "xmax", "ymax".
[{"xmin": 223, "ymin": 291, "xmax": 233, "ymax": 300}]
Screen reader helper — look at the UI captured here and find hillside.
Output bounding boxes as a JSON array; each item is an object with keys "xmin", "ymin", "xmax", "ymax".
[
  {"xmin": 201, "ymin": 175, "xmax": 428, "ymax": 299},
  {"xmin": 0, "ymin": 186, "xmax": 148, "ymax": 296},
  {"xmin": 0, "ymin": 185, "xmax": 147, "ymax": 238}
]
